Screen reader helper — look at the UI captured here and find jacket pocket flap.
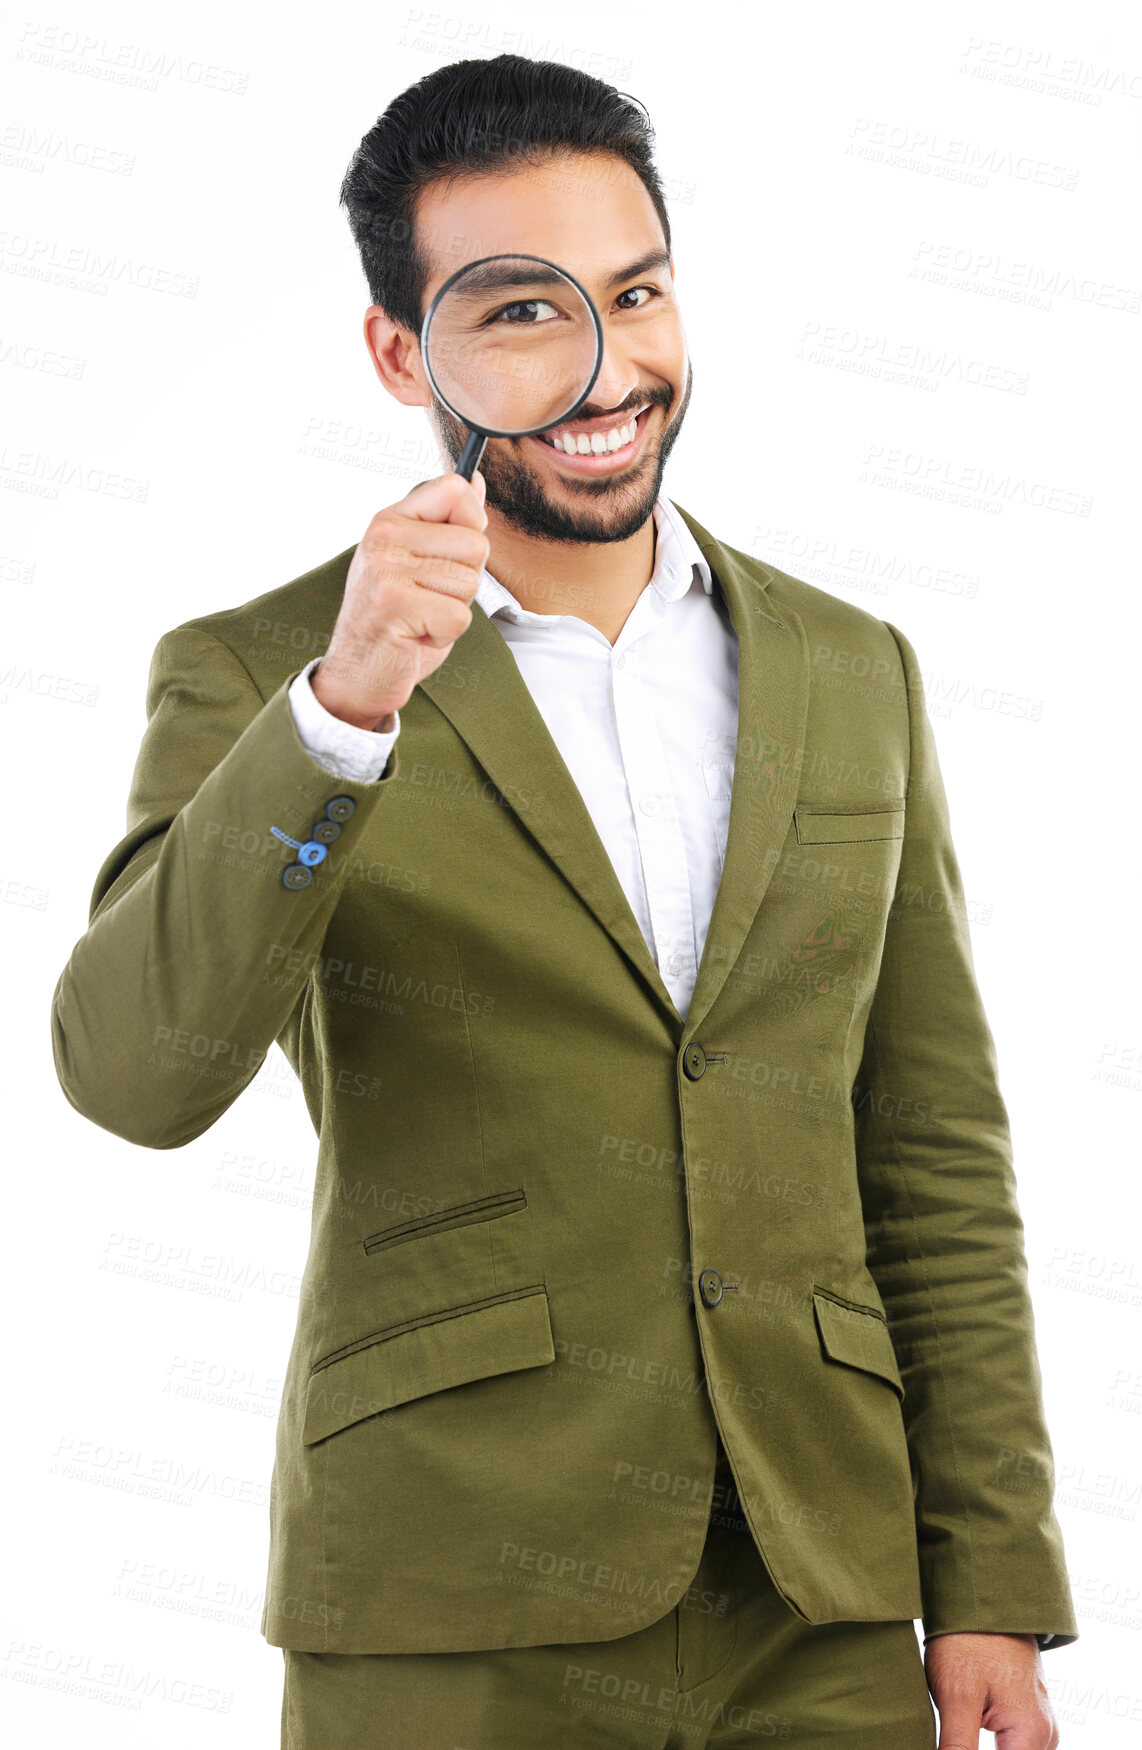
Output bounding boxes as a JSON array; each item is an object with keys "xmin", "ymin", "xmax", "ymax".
[
  {"xmin": 303, "ymin": 1287, "xmax": 554, "ymax": 1444},
  {"xmin": 795, "ymin": 806, "xmax": 905, "ymax": 845},
  {"xmin": 812, "ymin": 1289, "xmax": 904, "ymax": 1399}
]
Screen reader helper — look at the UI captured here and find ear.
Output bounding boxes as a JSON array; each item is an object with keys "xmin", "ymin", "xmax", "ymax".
[{"xmin": 363, "ymin": 306, "xmax": 431, "ymax": 408}]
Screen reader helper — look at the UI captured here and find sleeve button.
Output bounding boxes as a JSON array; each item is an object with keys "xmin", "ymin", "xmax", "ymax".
[
  {"xmin": 283, "ymin": 864, "xmax": 313, "ymax": 889},
  {"xmin": 326, "ymin": 796, "xmax": 356, "ymax": 823}
]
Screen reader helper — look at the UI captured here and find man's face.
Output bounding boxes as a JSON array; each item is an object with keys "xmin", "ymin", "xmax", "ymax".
[{"xmin": 408, "ymin": 151, "xmax": 692, "ymax": 546}]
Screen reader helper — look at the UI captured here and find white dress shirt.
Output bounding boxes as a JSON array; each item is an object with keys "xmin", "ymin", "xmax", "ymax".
[{"xmin": 288, "ymin": 496, "xmax": 739, "ymax": 1021}]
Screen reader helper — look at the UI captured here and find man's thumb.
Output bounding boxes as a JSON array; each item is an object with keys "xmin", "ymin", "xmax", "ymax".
[{"xmin": 473, "ymin": 469, "xmax": 486, "ymax": 501}]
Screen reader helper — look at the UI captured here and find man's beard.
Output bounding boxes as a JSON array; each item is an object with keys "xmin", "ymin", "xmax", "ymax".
[{"xmin": 430, "ymin": 362, "xmax": 694, "ymax": 547}]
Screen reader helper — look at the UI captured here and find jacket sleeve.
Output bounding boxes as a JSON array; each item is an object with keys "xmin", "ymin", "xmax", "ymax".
[
  {"xmin": 50, "ymin": 624, "xmax": 401, "ymax": 1151},
  {"xmin": 852, "ymin": 620, "xmax": 1078, "ymax": 1650}
]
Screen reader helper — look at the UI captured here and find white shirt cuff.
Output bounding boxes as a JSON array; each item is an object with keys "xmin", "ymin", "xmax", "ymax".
[{"xmin": 288, "ymin": 657, "xmax": 400, "ymax": 782}]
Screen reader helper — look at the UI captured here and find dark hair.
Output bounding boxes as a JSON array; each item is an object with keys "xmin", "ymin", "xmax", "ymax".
[{"xmin": 339, "ymin": 54, "xmax": 671, "ymax": 336}]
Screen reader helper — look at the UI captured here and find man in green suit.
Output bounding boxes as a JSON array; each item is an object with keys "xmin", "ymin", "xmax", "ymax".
[{"xmin": 51, "ymin": 52, "xmax": 1077, "ymax": 1750}]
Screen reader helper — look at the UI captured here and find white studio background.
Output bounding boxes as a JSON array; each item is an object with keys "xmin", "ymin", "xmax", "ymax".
[{"xmin": 3, "ymin": 0, "xmax": 1140, "ymax": 1742}]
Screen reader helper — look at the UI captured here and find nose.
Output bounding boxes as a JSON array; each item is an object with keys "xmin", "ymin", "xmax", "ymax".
[{"xmin": 581, "ymin": 339, "xmax": 639, "ymax": 419}]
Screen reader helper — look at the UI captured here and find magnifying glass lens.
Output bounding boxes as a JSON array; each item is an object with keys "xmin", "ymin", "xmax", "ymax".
[{"xmin": 423, "ymin": 256, "xmax": 600, "ymax": 436}]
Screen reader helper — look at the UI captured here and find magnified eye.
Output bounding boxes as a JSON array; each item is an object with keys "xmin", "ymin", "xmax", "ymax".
[{"xmin": 490, "ymin": 298, "xmax": 561, "ymax": 325}]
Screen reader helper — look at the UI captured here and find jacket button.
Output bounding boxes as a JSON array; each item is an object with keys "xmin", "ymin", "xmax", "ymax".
[
  {"xmin": 282, "ymin": 864, "xmax": 313, "ymax": 889},
  {"xmin": 683, "ymin": 1043, "xmax": 707, "ymax": 1080},
  {"xmin": 326, "ymin": 796, "xmax": 356, "ymax": 823},
  {"xmin": 311, "ymin": 819, "xmax": 342, "ymax": 844},
  {"xmin": 297, "ymin": 840, "xmax": 327, "ymax": 867},
  {"xmin": 698, "ymin": 1268, "xmax": 724, "ymax": 1308}
]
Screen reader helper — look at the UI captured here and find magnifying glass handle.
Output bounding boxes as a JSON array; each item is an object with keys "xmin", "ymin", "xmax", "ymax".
[{"xmin": 456, "ymin": 429, "xmax": 488, "ymax": 482}]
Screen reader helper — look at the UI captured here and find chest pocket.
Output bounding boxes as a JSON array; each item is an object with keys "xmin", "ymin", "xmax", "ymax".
[{"xmin": 794, "ymin": 801, "xmax": 905, "ymax": 845}]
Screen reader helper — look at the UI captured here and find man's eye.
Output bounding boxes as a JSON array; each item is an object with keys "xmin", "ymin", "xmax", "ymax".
[
  {"xmin": 617, "ymin": 286, "xmax": 658, "ymax": 310},
  {"xmin": 490, "ymin": 298, "xmax": 561, "ymax": 325}
]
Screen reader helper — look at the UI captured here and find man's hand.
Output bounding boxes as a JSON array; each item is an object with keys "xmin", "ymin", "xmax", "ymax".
[
  {"xmin": 311, "ymin": 470, "xmax": 490, "ymax": 731},
  {"xmin": 924, "ymin": 1631, "xmax": 1059, "ymax": 1748}
]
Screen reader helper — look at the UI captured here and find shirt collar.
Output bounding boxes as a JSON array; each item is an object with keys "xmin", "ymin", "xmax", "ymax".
[{"xmin": 475, "ymin": 495, "xmax": 712, "ymax": 626}]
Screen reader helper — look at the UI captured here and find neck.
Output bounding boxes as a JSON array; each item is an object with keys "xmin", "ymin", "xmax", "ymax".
[{"xmin": 483, "ymin": 504, "xmax": 658, "ymax": 647}]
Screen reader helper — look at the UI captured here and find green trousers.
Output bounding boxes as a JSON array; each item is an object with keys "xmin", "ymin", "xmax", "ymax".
[{"xmin": 280, "ymin": 1437, "xmax": 937, "ymax": 1748}]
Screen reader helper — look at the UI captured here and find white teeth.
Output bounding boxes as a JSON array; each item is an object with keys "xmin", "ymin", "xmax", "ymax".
[{"xmin": 551, "ymin": 413, "xmax": 640, "ymax": 454}]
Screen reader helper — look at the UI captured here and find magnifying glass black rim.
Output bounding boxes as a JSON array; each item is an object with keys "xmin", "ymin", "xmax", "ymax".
[{"xmin": 419, "ymin": 252, "xmax": 605, "ymax": 441}]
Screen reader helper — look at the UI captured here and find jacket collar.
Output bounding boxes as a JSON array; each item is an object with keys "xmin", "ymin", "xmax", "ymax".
[{"xmin": 417, "ymin": 500, "xmax": 808, "ymax": 1038}]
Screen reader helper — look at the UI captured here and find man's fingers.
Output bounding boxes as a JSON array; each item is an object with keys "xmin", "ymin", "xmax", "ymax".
[
  {"xmin": 321, "ymin": 469, "xmax": 488, "ymax": 722},
  {"xmin": 935, "ymin": 1712, "xmax": 981, "ymax": 1750},
  {"xmin": 403, "ymin": 471, "xmax": 488, "ymax": 532},
  {"xmin": 392, "ymin": 593, "xmax": 473, "ymax": 650},
  {"xmin": 358, "ymin": 518, "xmax": 487, "ymax": 598}
]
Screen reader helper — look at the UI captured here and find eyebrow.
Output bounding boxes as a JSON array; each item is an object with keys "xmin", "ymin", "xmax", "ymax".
[
  {"xmin": 604, "ymin": 248, "xmax": 672, "ymax": 288},
  {"xmin": 448, "ymin": 261, "xmax": 567, "ymax": 297},
  {"xmin": 442, "ymin": 248, "xmax": 673, "ymax": 301}
]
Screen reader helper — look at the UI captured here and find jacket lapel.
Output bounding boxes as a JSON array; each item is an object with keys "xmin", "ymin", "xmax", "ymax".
[
  {"xmin": 416, "ymin": 502, "xmax": 808, "ymax": 1037},
  {"xmin": 674, "ymin": 506, "xmax": 809, "ymax": 1035}
]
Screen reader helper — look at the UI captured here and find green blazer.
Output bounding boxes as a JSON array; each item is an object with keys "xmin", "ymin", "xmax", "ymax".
[{"xmin": 50, "ymin": 503, "xmax": 1078, "ymax": 1655}]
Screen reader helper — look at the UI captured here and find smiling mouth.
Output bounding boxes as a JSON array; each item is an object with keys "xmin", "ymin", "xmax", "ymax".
[
  {"xmin": 535, "ymin": 403, "xmax": 652, "ymax": 456},
  {"xmin": 525, "ymin": 404, "xmax": 655, "ymax": 474}
]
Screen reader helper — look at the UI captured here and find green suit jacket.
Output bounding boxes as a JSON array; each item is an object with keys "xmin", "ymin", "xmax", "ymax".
[{"xmin": 50, "ymin": 502, "xmax": 1078, "ymax": 1655}]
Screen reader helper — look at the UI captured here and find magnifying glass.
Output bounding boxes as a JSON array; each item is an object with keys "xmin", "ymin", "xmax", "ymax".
[{"xmin": 420, "ymin": 253, "xmax": 605, "ymax": 481}]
